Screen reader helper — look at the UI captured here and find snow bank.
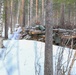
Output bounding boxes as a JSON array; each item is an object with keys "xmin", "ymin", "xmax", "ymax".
[{"xmin": 0, "ymin": 40, "xmax": 76, "ymax": 75}]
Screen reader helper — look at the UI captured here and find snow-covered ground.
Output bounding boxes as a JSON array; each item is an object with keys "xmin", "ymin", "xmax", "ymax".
[
  {"xmin": 0, "ymin": 40, "xmax": 45, "ymax": 75},
  {"xmin": 0, "ymin": 40, "xmax": 76, "ymax": 75}
]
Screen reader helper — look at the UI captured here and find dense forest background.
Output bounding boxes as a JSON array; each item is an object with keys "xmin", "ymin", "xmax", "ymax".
[{"xmin": 0, "ymin": 0, "xmax": 76, "ymax": 35}]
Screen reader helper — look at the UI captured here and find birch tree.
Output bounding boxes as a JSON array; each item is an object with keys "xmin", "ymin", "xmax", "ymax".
[{"xmin": 0, "ymin": 1, "xmax": 4, "ymax": 48}]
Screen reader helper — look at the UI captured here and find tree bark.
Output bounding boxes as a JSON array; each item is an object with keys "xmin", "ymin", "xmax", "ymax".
[
  {"xmin": 19, "ymin": 0, "xmax": 25, "ymax": 26},
  {"xmin": 28, "ymin": 0, "xmax": 30, "ymax": 26},
  {"xmin": 44, "ymin": 0, "xmax": 53, "ymax": 75},
  {"xmin": 36, "ymin": 0, "xmax": 38, "ymax": 23},
  {"xmin": 17, "ymin": 0, "xmax": 21, "ymax": 24},
  {"xmin": 60, "ymin": 3, "xmax": 65, "ymax": 28},
  {"xmin": 0, "ymin": 1, "xmax": 3, "ymax": 48},
  {"xmin": 23, "ymin": 0, "xmax": 25, "ymax": 27},
  {"xmin": 30, "ymin": 0, "xmax": 33, "ymax": 26},
  {"xmin": 10, "ymin": 0, "xmax": 13, "ymax": 33},
  {"xmin": 42, "ymin": 0, "xmax": 45, "ymax": 25},
  {"xmin": 4, "ymin": 0, "xmax": 9, "ymax": 39},
  {"xmin": 68, "ymin": 4, "xmax": 71, "ymax": 27}
]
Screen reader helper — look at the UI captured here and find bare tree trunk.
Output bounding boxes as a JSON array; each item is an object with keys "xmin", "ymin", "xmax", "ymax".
[
  {"xmin": 42, "ymin": 0, "xmax": 45, "ymax": 25},
  {"xmin": 10, "ymin": 0, "xmax": 13, "ymax": 33},
  {"xmin": 4, "ymin": 0, "xmax": 9, "ymax": 39},
  {"xmin": 23, "ymin": 0, "xmax": 25, "ymax": 27},
  {"xmin": 44, "ymin": 0, "xmax": 53, "ymax": 75},
  {"xmin": 20, "ymin": 0, "xmax": 25, "ymax": 27},
  {"xmin": 28, "ymin": 0, "xmax": 30, "ymax": 26},
  {"xmin": 0, "ymin": 1, "xmax": 3, "ymax": 48},
  {"xmin": 56, "ymin": 10, "xmax": 59, "ymax": 26},
  {"xmin": 17, "ymin": 0, "xmax": 21, "ymax": 24},
  {"xmin": 67, "ymin": 4, "xmax": 71, "ymax": 28},
  {"xmin": 30, "ymin": 0, "xmax": 33, "ymax": 26},
  {"xmin": 60, "ymin": 3, "xmax": 65, "ymax": 28},
  {"xmin": 36, "ymin": 0, "xmax": 38, "ymax": 23},
  {"xmin": 73, "ymin": 3, "xmax": 76, "ymax": 26}
]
